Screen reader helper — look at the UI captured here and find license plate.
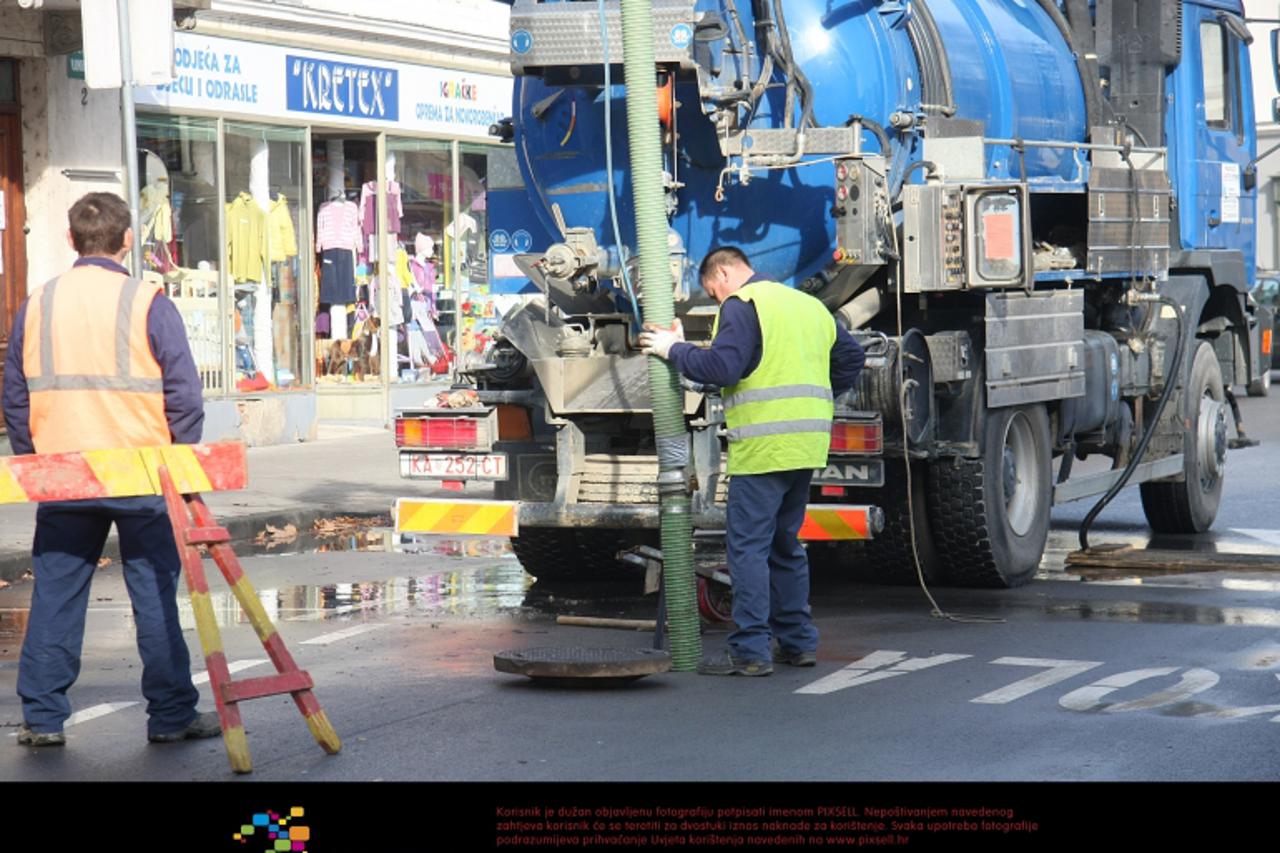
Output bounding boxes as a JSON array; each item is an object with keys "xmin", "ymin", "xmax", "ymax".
[
  {"xmin": 400, "ymin": 453, "xmax": 508, "ymax": 481},
  {"xmin": 814, "ymin": 460, "xmax": 884, "ymax": 487}
]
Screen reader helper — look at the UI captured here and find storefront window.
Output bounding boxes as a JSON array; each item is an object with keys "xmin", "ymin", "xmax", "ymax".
[
  {"xmin": 388, "ymin": 137, "xmax": 452, "ymax": 383},
  {"xmin": 311, "ymin": 136, "xmax": 384, "ymax": 386},
  {"xmin": 136, "ymin": 114, "xmax": 224, "ymax": 394},
  {"xmin": 223, "ymin": 122, "xmax": 307, "ymax": 392},
  {"xmin": 453, "ymin": 143, "xmax": 499, "ymax": 364}
]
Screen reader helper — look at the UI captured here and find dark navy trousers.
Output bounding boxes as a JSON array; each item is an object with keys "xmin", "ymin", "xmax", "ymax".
[
  {"xmin": 18, "ymin": 496, "xmax": 199, "ymax": 736},
  {"xmin": 725, "ymin": 469, "xmax": 819, "ymax": 662}
]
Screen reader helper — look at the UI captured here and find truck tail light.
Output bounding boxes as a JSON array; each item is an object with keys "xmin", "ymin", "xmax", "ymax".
[
  {"xmin": 395, "ymin": 417, "xmax": 482, "ymax": 449},
  {"xmin": 830, "ymin": 420, "xmax": 882, "ymax": 454}
]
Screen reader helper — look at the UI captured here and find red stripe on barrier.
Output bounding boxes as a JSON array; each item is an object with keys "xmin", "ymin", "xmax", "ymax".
[
  {"xmin": 194, "ymin": 443, "xmax": 250, "ymax": 491},
  {"xmin": 7, "ymin": 452, "xmax": 108, "ymax": 502}
]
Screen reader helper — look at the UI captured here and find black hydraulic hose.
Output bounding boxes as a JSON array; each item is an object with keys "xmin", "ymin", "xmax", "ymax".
[
  {"xmin": 846, "ymin": 114, "xmax": 892, "ymax": 156},
  {"xmin": 901, "ymin": 159, "xmax": 939, "ymax": 184},
  {"xmin": 1078, "ymin": 295, "xmax": 1187, "ymax": 551}
]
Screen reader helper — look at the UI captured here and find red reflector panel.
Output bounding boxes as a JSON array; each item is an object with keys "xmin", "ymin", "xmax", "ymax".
[
  {"xmin": 829, "ymin": 421, "xmax": 882, "ymax": 454},
  {"xmin": 395, "ymin": 417, "xmax": 480, "ymax": 449},
  {"xmin": 820, "ymin": 486, "xmax": 846, "ymax": 497}
]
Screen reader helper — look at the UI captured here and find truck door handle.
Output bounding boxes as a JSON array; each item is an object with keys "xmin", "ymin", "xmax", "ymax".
[{"xmin": 1208, "ymin": 215, "xmax": 1221, "ymax": 227}]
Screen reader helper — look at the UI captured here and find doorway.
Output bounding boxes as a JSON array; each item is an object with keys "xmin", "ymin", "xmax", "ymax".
[{"xmin": 0, "ymin": 59, "xmax": 27, "ymax": 424}]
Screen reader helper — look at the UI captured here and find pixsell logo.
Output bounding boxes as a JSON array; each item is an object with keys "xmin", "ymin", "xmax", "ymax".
[
  {"xmin": 287, "ymin": 56, "xmax": 399, "ymax": 121},
  {"xmin": 232, "ymin": 807, "xmax": 311, "ymax": 852}
]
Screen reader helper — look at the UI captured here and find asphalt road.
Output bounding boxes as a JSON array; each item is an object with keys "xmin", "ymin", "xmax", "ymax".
[{"xmin": 2, "ymin": 388, "xmax": 1279, "ymax": 794}]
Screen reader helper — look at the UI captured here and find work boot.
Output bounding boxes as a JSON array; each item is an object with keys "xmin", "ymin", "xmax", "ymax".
[
  {"xmin": 148, "ymin": 711, "xmax": 222, "ymax": 743},
  {"xmin": 17, "ymin": 725, "xmax": 66, "ymax": 747},
  {"xmin": 772, "ymin": 648, "xmax": 818, "ymax": 667},
  {"xmin": 696, "ymin": 652, "xmax": 772, "ymax": 677}
]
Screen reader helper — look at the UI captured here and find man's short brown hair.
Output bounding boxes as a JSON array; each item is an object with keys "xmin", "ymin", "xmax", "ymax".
[
  {"xmin": 68, "ymin": 192, "xmax": 131, "ymax": 256},
  {"xmin": 699, "ymin": 245, "xmax": 751, "ymax": 283}
]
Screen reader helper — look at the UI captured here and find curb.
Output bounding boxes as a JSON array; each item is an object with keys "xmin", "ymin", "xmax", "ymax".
[{"xmin": 0, "ymin": 506, "xmax": 392, "ymax": 585}]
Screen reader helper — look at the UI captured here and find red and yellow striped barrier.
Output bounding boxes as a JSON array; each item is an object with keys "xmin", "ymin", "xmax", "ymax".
[
  {"xmin": 394, "ymin": 498, "xmax": 519, "ymax": 537},
  {"xmin": 798, "ymin": 505, "xmax": 874, "ymax": 541},
  {"xmin": 0, "ymin": 442, "xmax": 246, "ymax": 503}
]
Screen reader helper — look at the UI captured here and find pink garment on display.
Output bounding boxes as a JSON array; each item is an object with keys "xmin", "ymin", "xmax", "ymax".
[
  {"xmin": 315, "ymin": 200, "xmax": 360, "ymax": 252},
  {"xmin": 359, "ymin": 181, "xmax": 403, "ymax": 236},
  {"xmin": 409, "ymin": 256, "xmax": 437, "ymax": 316}
]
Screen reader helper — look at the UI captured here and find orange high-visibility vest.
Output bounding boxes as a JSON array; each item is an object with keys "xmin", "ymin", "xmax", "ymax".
[{"xmin": 22, "ymin": 264, "xmax": 171, "ymax": 454}]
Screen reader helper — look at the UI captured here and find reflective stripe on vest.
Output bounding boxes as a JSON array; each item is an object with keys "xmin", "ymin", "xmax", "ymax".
[
  {"xmin": 24, "ymin": 266, "xmax": 170, "ymax": 454},
  {"xmin": 717, "ymin": 281, "xmax": 836, "ymax": 475}
]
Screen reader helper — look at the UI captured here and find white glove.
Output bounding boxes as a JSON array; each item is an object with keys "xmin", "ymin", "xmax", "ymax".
[{"xmin": 639, "ymin": 320, "xmax": 684, "ymax": 359}]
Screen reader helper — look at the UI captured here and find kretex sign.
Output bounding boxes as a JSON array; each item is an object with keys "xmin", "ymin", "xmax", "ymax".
[
  {"xmin": 137, "ymin": 33, "xmax": 511, "ymax": 140},
  {"xmin": 287, "ymin": 56, "xmax": 399, "ymax": 121}
]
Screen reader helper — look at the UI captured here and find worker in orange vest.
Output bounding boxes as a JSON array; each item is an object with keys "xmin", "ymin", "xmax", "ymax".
[{"xmin": 2, "ymin": 192, "xmax": 220, "ymax": 747}]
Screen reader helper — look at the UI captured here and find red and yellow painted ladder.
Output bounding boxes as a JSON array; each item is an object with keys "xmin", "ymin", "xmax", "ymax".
[{"xmin": 1, "ymin": 442, "xmax": 341, "ymax": 774}]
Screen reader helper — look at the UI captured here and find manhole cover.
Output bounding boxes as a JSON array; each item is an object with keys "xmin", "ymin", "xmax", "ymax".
[{"xmin": 494, "ymin": 647, "xmax": 671, "ymax": 686}]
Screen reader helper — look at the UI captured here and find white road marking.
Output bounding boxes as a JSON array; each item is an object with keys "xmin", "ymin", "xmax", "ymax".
[
  {"xmin": 7, "ymin": 702, "xmax": 139, "ymax": 737},
  {"xmin": 192, "ymin": 659, "xmax": 269, "ymax": 685},
  {"xmin": 300, "ymin": 623, "xmax": 386, "ymax": 645},
  {"xmin": 1059, "ymin": 667, "xmax": 1181, "ymax": 711},
  {"xmin": 7, "ymin": 660, "xmax": 271, "ymax": 737},
  {"xmin": 795, "ymin": 650, "xmax": 971, "ymax": 695},
  {"xmin": 1105, "ymin": 668, "xmax": 1219, "ymax": 712},
  {"xmin": 971, "ymin": 658, "xmax": 1104, "ymax": 704},
  {"xmin": 1197, "ymin": 676, "xmax": 1280, "ymax": 720}
]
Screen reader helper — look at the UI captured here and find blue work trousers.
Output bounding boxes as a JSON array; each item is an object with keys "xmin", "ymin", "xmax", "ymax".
[
  {"xmin": 725, "ymin": 469, "xmax": 819, "ymax": 661},
  {"xmin": 18, "ymin": 497, "xmax": 199, "ymax": 736}
]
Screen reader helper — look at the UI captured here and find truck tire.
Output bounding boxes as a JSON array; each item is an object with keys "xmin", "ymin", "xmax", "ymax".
[
  {"xmin": 808, "ymin": 462, "xmax": 944, "ymax": 585},
  {"xmin": 510, "ymin": 529, "xmax": 587, "ymax": 581},
  {"xmin": 1140, "ymin": 341, "xmax": 1227, "ymax": 533},
  {"xmin": 928, "ymin": 404, "xmax": 1052, "ymax": 588},
  {"xmin": 1247, "ymin": 367, "xmax": 1270, "ymax": 397},
  {"xmin": 510, "ymin": 528, "xmax": 655, "ymax": 581}
]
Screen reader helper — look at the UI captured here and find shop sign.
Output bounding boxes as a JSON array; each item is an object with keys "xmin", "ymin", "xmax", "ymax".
[
  {"xmin": 136, "ymin": 33, "xmax": 511, "ymax": 141},
  {"xmin": 286, "ymin": 56, "xmax": 399, "ymax": 122}
]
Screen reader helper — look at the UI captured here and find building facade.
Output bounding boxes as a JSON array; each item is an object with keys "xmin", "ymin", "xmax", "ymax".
[{"xmin": 0, "ymin": 0, "xmax": 514, "ymax": 444}]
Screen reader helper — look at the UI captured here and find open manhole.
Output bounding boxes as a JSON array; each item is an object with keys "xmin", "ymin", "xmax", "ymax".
[{"xmin": 494, "ymin": 647, "xmax": 671, "ymax": 687}]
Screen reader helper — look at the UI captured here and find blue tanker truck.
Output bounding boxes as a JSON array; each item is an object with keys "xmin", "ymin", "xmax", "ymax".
[{"xmin": 394, "ymin": 0, "xmax": 1277, "ymax": 591}]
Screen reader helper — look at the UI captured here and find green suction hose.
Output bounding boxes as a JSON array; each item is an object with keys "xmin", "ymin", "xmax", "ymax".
[{"xmin": 619, "ymin": 0, "xmax": 701, "ymax": 670}]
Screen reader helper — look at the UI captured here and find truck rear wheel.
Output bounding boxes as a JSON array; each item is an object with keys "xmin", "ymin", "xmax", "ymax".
[
  {"xmin": 928, "ymin": 404, "xmax": 1052, "ymax": 588},
  {"xmin": 1140, "ymin": 341, "xmax": 1227, "ymax": 533},
  {"xmin": 808, "ymin": 462, "xmax": 944, "ymax": 585},
  {"xmin": 510, "ymin": 528, "xmax": 654, "ymax": 581}
]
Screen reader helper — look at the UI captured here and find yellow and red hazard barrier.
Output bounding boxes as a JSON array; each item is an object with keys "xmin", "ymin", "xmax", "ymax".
[
  {"xmin": 0, "ymin": 442, "xmax": 247, "ymax": 503},
  {"xmin": 394, "ymin": 498, "xmax": 518, "ymax": 537},
  {"xmin": 3, "ymin": 440, "xmax": 338, "ymax": 774},
  {"xmin": 797, "ymin": 505, "xmax": 875, "ymax": 541}
]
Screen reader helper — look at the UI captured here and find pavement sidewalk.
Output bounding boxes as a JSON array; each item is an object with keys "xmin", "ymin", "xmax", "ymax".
[{"xmin": 0, "ymin": 422, "xmax": 453, "ymax": 582}]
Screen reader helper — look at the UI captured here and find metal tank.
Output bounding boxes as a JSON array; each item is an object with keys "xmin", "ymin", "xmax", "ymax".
[{"xmin": 509, "ymin": 0, "xmax": 1087, "ymax": 294}]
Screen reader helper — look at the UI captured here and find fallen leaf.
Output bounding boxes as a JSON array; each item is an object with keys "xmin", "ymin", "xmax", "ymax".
[{"xmin": 97, "ymin": 557, "xmax": 112, "ymax": 568}]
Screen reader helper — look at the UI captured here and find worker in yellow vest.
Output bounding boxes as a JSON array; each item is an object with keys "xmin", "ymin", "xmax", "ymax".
[
  {"xmin": 641, "ymin": 247, "xmax": 865, "ymax": 675},
  {"xmin": 3, "ymin": 193, "xmax": 220, "ymax": 746}
]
